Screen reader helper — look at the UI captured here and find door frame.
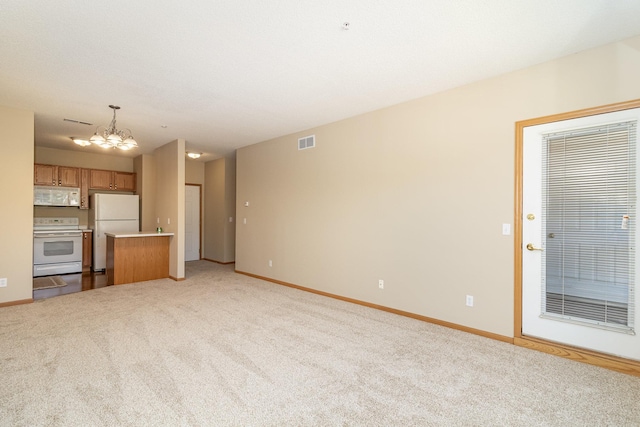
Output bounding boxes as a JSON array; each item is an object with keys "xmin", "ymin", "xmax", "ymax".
[
  {"xmin": 185, "ymin": 183, "xmax": 202, "ymax": 261},
  {"xmin": 514, "ymin": 98, "xmax": 640, "ymax": 377}
]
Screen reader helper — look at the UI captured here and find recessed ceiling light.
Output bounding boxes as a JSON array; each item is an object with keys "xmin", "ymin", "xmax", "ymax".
[
  {"xmin": 186, "ymin": 152, "xmax": 202, "ymax": 159},
  {"xmin": 161, "ymin": 125, "xmax": 168, "ymax": 128}
]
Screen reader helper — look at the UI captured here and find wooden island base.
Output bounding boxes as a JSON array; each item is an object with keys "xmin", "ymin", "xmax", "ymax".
[{"xmin": 106, "ymin": 233, "xmax": 172, "ymax": 285}]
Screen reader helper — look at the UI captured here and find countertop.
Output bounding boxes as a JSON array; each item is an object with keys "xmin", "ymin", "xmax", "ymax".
[{"xmin": 105, "ymin": 231, "xmax": 175, "ymax": 238}]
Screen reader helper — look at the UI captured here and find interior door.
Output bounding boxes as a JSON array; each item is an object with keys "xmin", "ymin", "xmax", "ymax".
[
  {"xmin": 185, "ymin": 184, "xmax": 201, "ymax": 261},
  {"xmin": 522, "ymin": 108, "xmax": 640, "ymax": 361}
]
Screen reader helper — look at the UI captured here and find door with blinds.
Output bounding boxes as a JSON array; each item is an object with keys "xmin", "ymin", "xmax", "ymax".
[{"xmin": 522, "ymin": 108, "xmax": 640, "ymax": 361}]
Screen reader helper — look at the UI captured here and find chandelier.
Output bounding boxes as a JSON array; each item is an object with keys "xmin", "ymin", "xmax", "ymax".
[{"xmin": 74, "ymin": 105, "xmax": 138, "ymax": 150}]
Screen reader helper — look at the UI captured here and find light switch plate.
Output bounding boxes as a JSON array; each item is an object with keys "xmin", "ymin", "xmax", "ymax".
[{"xmin": 502, "ymin": 223, "xmax": 511, "ymax": 235}]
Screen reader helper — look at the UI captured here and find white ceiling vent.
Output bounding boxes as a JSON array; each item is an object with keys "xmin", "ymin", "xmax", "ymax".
[
  {"xmin": 63, "ymin": 118, "xmax": 93, "ymax": 126},
  {"xmin": 298, "ymin": 135, "xmax": 315, "ymax": 150}
]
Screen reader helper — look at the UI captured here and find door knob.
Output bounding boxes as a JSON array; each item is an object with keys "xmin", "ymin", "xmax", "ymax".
[{"xmin": 526, "ymin": 243, "xmax": 543, "ymax": 251}]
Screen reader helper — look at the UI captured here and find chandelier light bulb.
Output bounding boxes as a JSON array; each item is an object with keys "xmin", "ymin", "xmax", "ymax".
[
  {"xmin": 122, "ymin": 136, "xmax": 138, "ymax": 149},
  {"xmin": 89, "ymin": 133, "xmax": 105, "ymax": 144}
]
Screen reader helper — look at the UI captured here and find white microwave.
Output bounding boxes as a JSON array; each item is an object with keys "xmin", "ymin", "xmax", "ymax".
[{"xmin": 34, "ymin": 186, "xmax": 81, "ymax": 207}]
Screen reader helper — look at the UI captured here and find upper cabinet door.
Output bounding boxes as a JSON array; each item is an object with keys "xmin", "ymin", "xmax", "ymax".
[
  {"xmin": 34, "ymin": 164, "xmax": 57, "ymax": 186},
  {"xmin": 89, "ymin": 169, "xmax": 136, "ymax": 192},
  {"xmin": 57, "ymin": 166, "xmax": 80, "ymax": 187},
  {"xmin": 89, "ymin": 169, "xmax": 114, "ymax": 190},
  {"xmin": 34, "ymin": 164, "xmax": 79, "ymax": 187},
  {"xmin": 114, "ymin": 172, "xmax": 136, "ymax": 192}
]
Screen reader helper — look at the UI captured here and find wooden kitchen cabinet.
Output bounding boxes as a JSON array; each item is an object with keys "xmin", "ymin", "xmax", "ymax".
[
  {"xmin": 35, "ymin": 163, "xmax": 136, "ymax": 205},
  {"xmin": 34, "ymin": 164, "xmax": 56, "ymax": 185},
  {"xmin": 82, "ymin": 230, "xmax": 92, "ymax": 271},
  {"xmin": 89, "ymin": 169, "xmax": 136, "ymax": 192},
  {"xmin": 34, "ymin": 164, "xmax": 80, "ymax": 187},
  {"xmin": 79, "ymin": 168, "xmax": 90, "ymax": 209},
  {"xmin": 106, "ymin": 233, "xmax": 171, "ymax": 285},
  {"xmin": 114, "ymin": 171, "xmax": 136, "ymax": 192},
  {"xmin": 89, "ymin": 169, "xmax": 113, "ymax": 190}
]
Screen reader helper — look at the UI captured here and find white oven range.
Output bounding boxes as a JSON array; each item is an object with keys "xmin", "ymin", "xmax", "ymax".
[{"xmin": 33, "ymin": 217, "xmax": 83, "ymax": 277}]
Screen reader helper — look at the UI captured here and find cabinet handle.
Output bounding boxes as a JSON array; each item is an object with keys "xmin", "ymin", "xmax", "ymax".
[
  {"xmin": 52, "ymin": 180, "xmax": 56, "ymax": 185},
  {"xmin": 109, "ymin": 183, "xmax": 112, "ymax": 189},
  {"xmin": 114, "ymin": 184, "xmax": 118, "ymax": 189},
  {"xmin": 58, "ymin": 179, "xmax": 61, "ymax": 185}
]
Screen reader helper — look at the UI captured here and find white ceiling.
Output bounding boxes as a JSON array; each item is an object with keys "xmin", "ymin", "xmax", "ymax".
[{"xmin": 2, "ymin": 1, "xmax": 640, "ymax": 161}]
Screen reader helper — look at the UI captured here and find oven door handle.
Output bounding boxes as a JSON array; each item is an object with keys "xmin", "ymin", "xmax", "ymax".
[{"xmin": 34, "ymin": 232, "xmax": 83, "ymax": 238}]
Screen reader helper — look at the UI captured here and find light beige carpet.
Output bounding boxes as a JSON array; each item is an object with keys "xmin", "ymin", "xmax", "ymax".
[
  {"xmin": 1, "ymin": 261, "xmax": 639, "ymax": 426},
  {"xmin": 32, "ymin": 275, "xmax": 67, "ymax": 290}
]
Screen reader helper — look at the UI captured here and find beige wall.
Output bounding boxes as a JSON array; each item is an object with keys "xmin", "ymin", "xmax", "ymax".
[
  {"xmin": 154, "ymin": 139, "xmax": 185, "ymax": 279},
  {"xmin": 0, "ymin": 106, "xmax": 34, "ymax": 304},
  {"xmin": 35, "ymin": 146, "xmax": 134, "ymax": 171},
  {"xmin": 204, "ymin": 157, "xmax": 236, "ymax": 263},
  {"xmin": 235, "ymin": 35, "xmax": 640, "ymax": 338},
  {"xmin": 134, "ymin": 154, "xmax": 157, "ymax": 232},
  {"xmin": 224, "ymin": 159, "xmax": 236, "ymax": 262},
  {"xmin": 186, "ymin": 159, "xmax": 205, "ymax": 184}
]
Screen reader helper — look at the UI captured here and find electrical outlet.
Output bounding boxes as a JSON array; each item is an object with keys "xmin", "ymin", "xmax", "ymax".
[
  {"xmin": 0, "ymin": 278, "xmax": 7, "ymax": 288},
  {"xmin": 269, "ymin": 260, "xmax": 272, "ymax": 267},
  {"xmin": 466, "ymin": 295, "xmax": 474, "ymax": 307},
  {"xmin": 378, "ymin": 279, "xmax": 384, "ymax": 289}
]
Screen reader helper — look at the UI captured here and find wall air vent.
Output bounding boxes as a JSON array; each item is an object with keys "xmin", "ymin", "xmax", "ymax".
[{"xmin": 298, "ymin": 135, "xmax": 315, "ymax": 150}]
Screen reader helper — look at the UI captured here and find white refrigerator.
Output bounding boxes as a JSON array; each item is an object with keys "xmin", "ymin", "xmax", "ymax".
[{"xmin": 89, "ymin": 193, "xmax": 140, "ymax": 271}]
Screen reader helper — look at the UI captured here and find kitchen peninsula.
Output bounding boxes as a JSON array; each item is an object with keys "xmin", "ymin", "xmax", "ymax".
[{"xmin": 105, "ymin": 231, "xmax": 174, "ymax": 285}]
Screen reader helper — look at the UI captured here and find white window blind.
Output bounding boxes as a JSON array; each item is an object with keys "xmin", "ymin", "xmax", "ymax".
[{"xmin": 541, "ymin": 120, "xmax": 636, "ymax": 333}]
